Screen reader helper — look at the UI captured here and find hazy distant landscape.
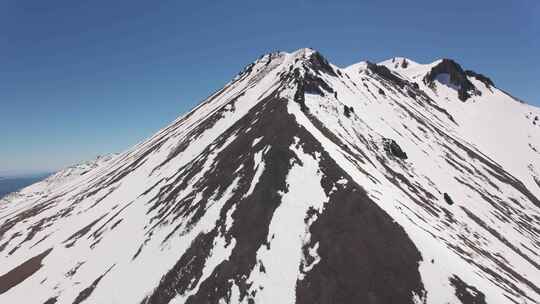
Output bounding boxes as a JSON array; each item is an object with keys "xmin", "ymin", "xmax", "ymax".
[{"xmin": 0, "ymin": 174, "xmax": 50, "ymax": 198}]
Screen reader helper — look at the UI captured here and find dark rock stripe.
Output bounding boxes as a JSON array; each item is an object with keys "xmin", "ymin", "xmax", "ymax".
[
  {"xmin": 0, "ymin": 248, "xmax": 52, "ymax": 294},
  {"xmin": 63, "ymin": 213, "xmax": 108, "ymax": 248},
  {"xmin": 289, "ymin": 91, "xmax": 425, "ymax": 303},
  {"xmin": 72, "ymin": 264, "xmax": 115, "ymax": 304},
  {"xmin": 449, "ymin": 275, "xmax": 487, "ymax": 304},
  {"xmin": 43, "ymin": 297, "xmax": 58, "ymax": 304}
]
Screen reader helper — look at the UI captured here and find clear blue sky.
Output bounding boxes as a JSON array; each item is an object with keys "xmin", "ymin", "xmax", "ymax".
[{"xmin": 1, "ymin": 0, "xmax": 538, "ymax": 175}]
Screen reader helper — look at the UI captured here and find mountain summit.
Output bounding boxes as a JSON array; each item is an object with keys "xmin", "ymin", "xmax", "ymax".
[{"xmin": 1, "ymin": 48, "xmax": 539, "ymax": 304}]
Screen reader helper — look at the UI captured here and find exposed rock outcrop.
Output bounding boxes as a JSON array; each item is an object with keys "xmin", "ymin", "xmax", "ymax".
[{"xmin": 424, "ymin": 59, "xmax": 479, "ymax": 101}]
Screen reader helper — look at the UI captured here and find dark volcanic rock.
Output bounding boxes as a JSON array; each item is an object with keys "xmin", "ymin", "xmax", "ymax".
[
  {"xmin": 401, "ymin": 58, "xmax": 409, "ymax": 68},
  {"xmin": 449, "ymin": 275, "xmax": 487, "ymax": 304},
  {"xmin": 366, "ymin": 62, "xmax": 408, "ymax": 88},
  {"xmin": 382, "ymin": 138, "xmax": 408, "ymax": 160},
  {"xmin": 296, "ymin": 178, "xmax": 425, "ymax": 304},
  {"xmin": 291, "ymin": 110, "xmax": 425, "ymax": 304},
  {"xmin": 0, "ymin": 248, "xmax": 52, "ymax": 295},
  {"xmin": 43, "ymin": 297, "xmax": 57, "ymax": 304},
  {"xmin": 424, "ymin": 59, "xmax": 478, "ymax": 101},
  {"xmin": 343, "ymin": 105, "xmax": 354, "ymax": 118},
  {"xmin": 308, "ymin": 50, "xmax": 337, "ymax": 76},
  {"xmin": 73, "ymin": 265, "xmax": 115, "ymax": 304},
  {"xmin": 465, "ymin": 70, "xmax": 494, "ymax": 88},
  {"xmin": 444, "ymin": 193, "xmax": 455, "ymax": 205}
]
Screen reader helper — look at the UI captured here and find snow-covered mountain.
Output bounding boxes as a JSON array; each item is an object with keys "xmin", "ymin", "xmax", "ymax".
[{"xmin": 0, "ymin": 48, "xmax": 539, "ymax": 304}]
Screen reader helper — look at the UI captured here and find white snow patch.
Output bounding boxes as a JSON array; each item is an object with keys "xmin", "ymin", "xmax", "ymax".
[
  {"xmin": 252, "ymin": 137, "xmax": 263, "ymax": 147},
  {"xmin": 245, "ymin": 140, "xmax": 328, "ymax": 303}
]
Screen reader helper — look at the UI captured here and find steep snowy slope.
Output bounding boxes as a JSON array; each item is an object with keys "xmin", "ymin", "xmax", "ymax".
[
  {"xmin": 377, "ymin": 56, "xmax": 540, "ymax": 199},
  {"xmin": 0, "ymin": 49, "xmax": 538, "ymax": 304}
]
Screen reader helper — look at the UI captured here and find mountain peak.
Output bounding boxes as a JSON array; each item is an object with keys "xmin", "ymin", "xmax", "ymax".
[
  {"xmin": 379, "ymin": 57, "xmax": 420, "ymax": 70},
  {"xmin": 1, "ymin": 48, "xmax": 539, "ymax": 304},
  {"xmin": 464, "ymin": 69, "xmax": 495, "ymax": 88},
  {"xmin": 289, "ymin": 47, "xmax": 318, "ymax": 58},
  {"xmin": 423, "ymin": 58, "xmax": 480, "ymax": 101},
  {"xmin": 286, "ymin": 48, "xmax": 335, "ymax": 74}
]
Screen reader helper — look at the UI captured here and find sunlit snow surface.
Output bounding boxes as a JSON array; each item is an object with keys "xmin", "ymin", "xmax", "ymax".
[{"xmin": 0, "ymin": 49, "xmax": 539, "ymax": 304}]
